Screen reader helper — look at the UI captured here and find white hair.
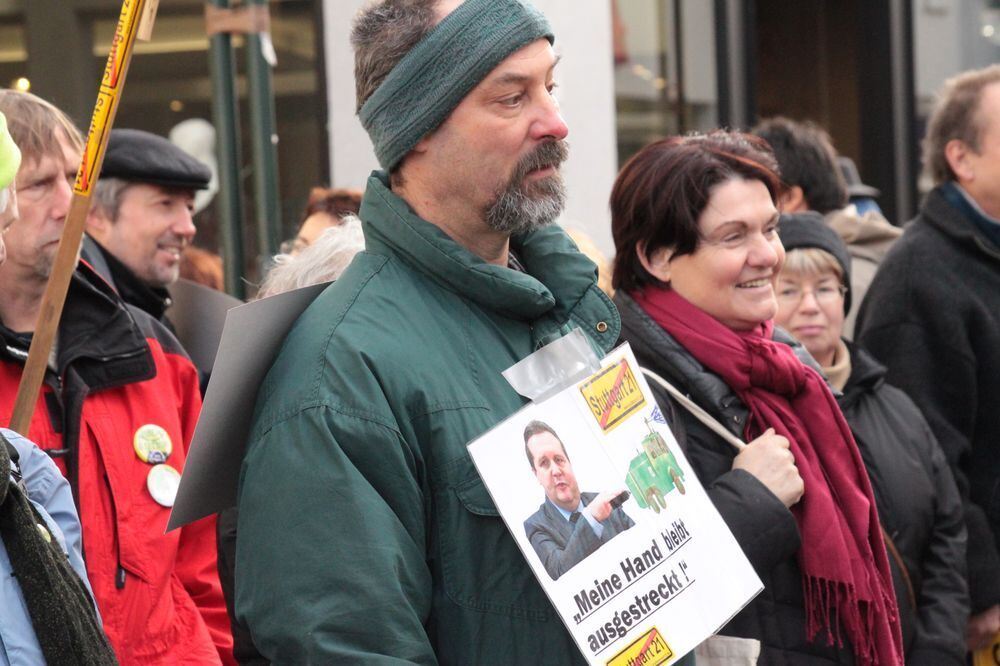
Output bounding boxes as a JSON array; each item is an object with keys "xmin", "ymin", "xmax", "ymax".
[{"xmin": 257, "ymin": 214, "xmax": 365, "ymax": 299}]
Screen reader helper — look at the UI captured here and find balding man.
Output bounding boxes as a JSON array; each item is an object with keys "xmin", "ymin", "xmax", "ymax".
[{"xmin": 858, "ymin": 64, "xmax": 1000, "ymax": 654}]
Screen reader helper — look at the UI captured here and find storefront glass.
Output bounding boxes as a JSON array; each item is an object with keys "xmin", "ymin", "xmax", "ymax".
[{"xmin": 613, "ymin": 0, "xmax": 719, "ymax": 166}]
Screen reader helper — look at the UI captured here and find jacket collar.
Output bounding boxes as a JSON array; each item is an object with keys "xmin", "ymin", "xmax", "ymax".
[
  {"xmin": 359, "ymin": 171, "xmax": 616, "ymax": 332},
  {"xmin": 83, "ymin": 235, "xmax": 172, "ymax": 321},
  {"xmin": 839, "ymin": 341, "xmax": 885, "ymax": 409},
  {"xmin": 923, "ymin": 184, "xmax": 1000, "ymax": 261},
  {"xmin": 615, "ymin": 289, "xmax": 829, "ymax": 433},
  {"xmin": 0, "ymin": 263, "xmax": 154, "ymax": 390},
  {"xmin": 614, "ymin": 289, "xmax": 748, "ymax": 435}
]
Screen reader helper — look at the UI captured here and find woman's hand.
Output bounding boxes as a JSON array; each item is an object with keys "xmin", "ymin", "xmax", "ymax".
[{"xmin": 732, "ymin": 428, "xmax": 804, "ymax": 508}]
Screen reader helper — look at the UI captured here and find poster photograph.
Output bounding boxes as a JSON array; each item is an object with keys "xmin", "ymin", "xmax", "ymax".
[{"xmin": 468, "ymin": 344, "xmax": 763, "ymax": 665}]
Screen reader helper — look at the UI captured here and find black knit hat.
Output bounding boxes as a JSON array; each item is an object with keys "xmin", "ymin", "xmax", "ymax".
[
  {"xmin": 102, "ymin": 129, "xmax": 211, "ymax": 190},
  {"xmin": 777, "ymin": 211, "xmax": 852, "ymax": 314}
]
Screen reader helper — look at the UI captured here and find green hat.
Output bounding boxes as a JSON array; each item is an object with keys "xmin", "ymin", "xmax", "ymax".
[{"xmin": 0, "ymin": 112, "xmax": 21, "ymax": 190}]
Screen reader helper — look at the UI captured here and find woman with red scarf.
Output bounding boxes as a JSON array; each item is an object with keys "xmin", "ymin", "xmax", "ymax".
[{"xmin": 611, "ymin": 131, "xmax": 903, "ymax": 665}]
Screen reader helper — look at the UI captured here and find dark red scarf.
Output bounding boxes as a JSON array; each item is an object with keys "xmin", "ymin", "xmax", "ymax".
[{"xmin": 633, "ymin": 286, "xmax": 902, "ymax": 666}]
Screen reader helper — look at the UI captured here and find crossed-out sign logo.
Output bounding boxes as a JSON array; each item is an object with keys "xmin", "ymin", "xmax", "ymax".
[
  {"xmin": 607, "ymin": 627, "xmax": 673, "ymax": 666},
  {"xmin": 580, "ymin": 359, "xmax": 646, "ymax": 433}
]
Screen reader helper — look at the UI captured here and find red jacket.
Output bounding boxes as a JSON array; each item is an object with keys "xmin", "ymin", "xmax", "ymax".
[{"xmin": 0, "ymin": 266, "xmax": 234, "ymax": 665}]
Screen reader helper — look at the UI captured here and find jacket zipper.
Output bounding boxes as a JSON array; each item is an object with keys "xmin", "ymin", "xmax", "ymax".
[{"xmin": 104, "ymin": 473, "xmax": 127, "ymax": 589}]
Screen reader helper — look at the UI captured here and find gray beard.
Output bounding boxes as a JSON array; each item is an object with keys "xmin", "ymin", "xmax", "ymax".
[
  {"xmin": 485, "ymin": 174, "xmax": 566, "ymax": 236},
  {"xmin": 484, "ymin": 141, "xmax": 569, "ymax": 236}
]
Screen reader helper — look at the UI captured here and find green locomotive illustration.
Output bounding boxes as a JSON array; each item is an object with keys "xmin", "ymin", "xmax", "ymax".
[{"xmin": 625, "ymin": 419, "xmax": 686, "ymax": 514}]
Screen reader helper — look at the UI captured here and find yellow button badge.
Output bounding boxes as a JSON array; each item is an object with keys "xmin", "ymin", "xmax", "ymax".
[{"xmin": 133, "ymin": 424, "xmax": 173, "ymax": 464}]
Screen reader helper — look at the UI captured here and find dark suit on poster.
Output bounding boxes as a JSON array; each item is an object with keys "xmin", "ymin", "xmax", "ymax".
[{"xmin": 524, "ymin": 492, "xmax": 635, "ymax": 580}]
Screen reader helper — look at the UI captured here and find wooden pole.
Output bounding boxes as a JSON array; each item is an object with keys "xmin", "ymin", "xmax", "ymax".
[{"xmin": 8, "ymin": 0, "xmax": 159, "ymax": 435}]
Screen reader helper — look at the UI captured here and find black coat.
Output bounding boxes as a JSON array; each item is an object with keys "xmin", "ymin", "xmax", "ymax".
[
  {"xmin": 857, "ymin": 185, "xmax": 1000, "ymax": 614},
  {"xmin": 615, "ymin": 291, "xmax": 856, "ymax": 665},
  {"xmin": 839, "ymin": 343, "xmax": 967, "ymax": 665}
]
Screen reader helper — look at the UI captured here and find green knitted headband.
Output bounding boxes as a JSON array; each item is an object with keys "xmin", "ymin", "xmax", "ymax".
[
  {"xmin": 0, "ymin": 112, "xmax": 21, "ymax": 191},
  {"xmin": 359, "ymin": 0, "xmax": 553, "ymax": 170}
]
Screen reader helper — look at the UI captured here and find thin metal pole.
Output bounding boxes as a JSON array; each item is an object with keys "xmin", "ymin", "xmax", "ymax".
[
  {"xmin": 245, "ymin": 0, "xmax": 282, "ymax": 266},
  {"xmin": 207, "ymin": 0, "xmax": 246, "ymax": 299}
]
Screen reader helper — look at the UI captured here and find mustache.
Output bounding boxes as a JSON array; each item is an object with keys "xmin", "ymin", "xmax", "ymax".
[{"xmin": 510, "ymin": 140, "xmax": 569, "ymax": 182}]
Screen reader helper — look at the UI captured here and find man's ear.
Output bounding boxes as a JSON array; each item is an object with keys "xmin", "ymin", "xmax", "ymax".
[
  {"xmin": 636, "ymin": 242, "xmax": 673, "ymax": 283},
  {"xmin": 779, "ymin": 185, "xmax": 807, "ymax": 213},
  {"xmin": 944, "ymin": 139, "xmax": 974, "ymax": 183},
  {"xmin": 84, "ymin": 205, "xmax": 112, "ymax": 240}
]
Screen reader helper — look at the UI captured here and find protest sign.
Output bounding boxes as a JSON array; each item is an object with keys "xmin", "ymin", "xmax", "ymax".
[
  {"xmin": 468, "ymin": 344, "xmax": 762, "ymax": 665},
  {"xmin": 167, "ymin": 281, "xmax": 329, "ymax": 530}
]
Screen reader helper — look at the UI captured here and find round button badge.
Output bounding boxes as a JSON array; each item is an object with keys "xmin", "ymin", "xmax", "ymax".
[
  {"xmin": 134, "ymin": 424, "xmax": 173, "ymax": 465},
  {"xmin": 146, "ymin": 464, "xmax": 181, "ymax": 508}
]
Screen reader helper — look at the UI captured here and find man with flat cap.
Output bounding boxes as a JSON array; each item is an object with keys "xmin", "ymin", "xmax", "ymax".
[
  {"xmin": 83, "ymin": 128, "xmax": 211, "ymax": 325},
  {"xmin": 236, "ymin": 0, "xmax": 618, "ymax": 663}
]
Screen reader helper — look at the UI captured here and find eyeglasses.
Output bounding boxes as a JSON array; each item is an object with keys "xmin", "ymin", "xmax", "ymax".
[{"xmin": 776, "ymin": 284, "xmax": 847, "ymax": 307}]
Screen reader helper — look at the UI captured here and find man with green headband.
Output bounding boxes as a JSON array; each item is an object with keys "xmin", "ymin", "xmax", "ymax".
[{"xmin": 236, "ymin": 0, "xmax": 618, "ymax": 662}]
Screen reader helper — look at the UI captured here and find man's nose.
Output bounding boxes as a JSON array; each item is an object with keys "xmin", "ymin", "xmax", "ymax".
[
  {"xmin": 532, "ymin": 93, "xmax": 569, "ymax": 142},
  {"xmin": 51, "ymin": 175, "xmax": 74, "ymax": 222},
  {"xmin": 173, "ymin": 210, "xmax": 197, "ymax": 243}
]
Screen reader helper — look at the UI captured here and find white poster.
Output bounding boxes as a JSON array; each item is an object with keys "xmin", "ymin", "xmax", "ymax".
[{"xmin": 468, "ymin": 344, "xmax": 762, "ymax": 665}]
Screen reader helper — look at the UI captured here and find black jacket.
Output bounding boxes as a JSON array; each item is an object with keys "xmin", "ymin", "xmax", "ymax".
[
  {"xmin": 839, "ymin": 342, "xmax": 967, "ymax": 665},
  {"xmin": 81, "ymin": 235, "xmax": 173, "ymax": 325},
  {"xmin": 857, "ymin": 185, "xmax": 1000, "ymax": 613},
  {"xmin": 615, "ymin": 290, "xmax": 856, "ymax": 665}
]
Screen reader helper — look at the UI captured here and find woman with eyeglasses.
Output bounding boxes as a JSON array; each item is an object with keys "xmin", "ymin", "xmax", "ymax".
[
  {"xmin": 775, "ymin": 211, "xmax": 968, "ymax": 665},
  {"xmin": 611, "ymin": 132, "xmax": 904, "ymax": 664}
]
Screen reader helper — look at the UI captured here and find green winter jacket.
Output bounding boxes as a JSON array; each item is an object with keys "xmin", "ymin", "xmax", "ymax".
[{"xmin": 236, "ymin": 171, "xmax": 620, "ymax": 664}]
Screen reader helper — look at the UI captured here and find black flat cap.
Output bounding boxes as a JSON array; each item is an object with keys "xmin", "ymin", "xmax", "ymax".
[
  {"xmin": 778, "ymin": 211, "xmax": 853, "ymax": 315},
  {"xmin": 102, "ymin": 128, "xmax": 211, "ymax": 190}
]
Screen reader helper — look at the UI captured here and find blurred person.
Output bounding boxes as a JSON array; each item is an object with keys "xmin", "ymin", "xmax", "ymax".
[
  {"xmin": 838, "ymin": 155, "xmax": 884, "ymax": 217},
  {"xmin": 83, "ymin": 128, "xmax": 212, "ymax": 324},
  {"xmin": 235, "ymin": 0, "xmax": 618, "ymax": 662},
  {"xmin": 180, "ymin": 245, "xmax": 224, "ymax": 291},
  {"xmin": 776, "ymin": 212, "xmax": 968, "ymax": 665},
  {"xmin": 612, "ymin": 132, "xmax": 903, "ymax": 664},
  {"xmin": 0, "ymin": 90, "xmax": 234, "ymax": 665},
  {"xmin": 258, "ymin": 214, "xmax": 364, "ymax": 298},
  {"xmin": 280, "ymin": 186, "xmax": 362, "ymax": 255},
  {"xmin": 857, "ymin": 64, "xmax": 1000, "ymax": 652},
  {"xmin": 753, "ymin": 117, "xmax": 900, "ymax": 337},
  {"xmin": 565, "ymin": 226, "xmax": 613, "ymax": 296},
  {"xmin": 0, "ymin": 110, "xmax": 115, "ymax": 666}
]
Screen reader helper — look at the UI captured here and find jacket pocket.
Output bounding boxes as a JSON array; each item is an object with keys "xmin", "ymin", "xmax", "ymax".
[{"xmin": 434, "ymin": 459, "xmax": 553, "ymax": 620}]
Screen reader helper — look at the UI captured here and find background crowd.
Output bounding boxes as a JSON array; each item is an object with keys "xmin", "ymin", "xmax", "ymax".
[{"xmin": 0, "ymin": 0, "xmax": 998, "ymax": 665}]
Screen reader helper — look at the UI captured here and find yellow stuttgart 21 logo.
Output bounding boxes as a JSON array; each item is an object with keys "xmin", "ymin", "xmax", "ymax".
[
  {"xmin": 580, "ymin": 359, "xmax": 646, "ymax": 433},
  {"xmin": 607, "ymin": 627, "xmax": 674, "ymax": 666}
]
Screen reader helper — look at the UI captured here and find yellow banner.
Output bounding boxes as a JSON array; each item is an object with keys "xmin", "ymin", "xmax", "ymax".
[
  {"xmin": 973, "ymin": 633, "xmax": 1000, "ymax": 666},
  {"xmin": 607, "ymin": 627, "xmax": 673, "ymax": 666},
  {"xmin": 74, "ymin": 0, "xmax": 144, "ymax": 195},
  {"xmin": 580, "ymin": 359, "xmax": 646, "ymax": 433}
]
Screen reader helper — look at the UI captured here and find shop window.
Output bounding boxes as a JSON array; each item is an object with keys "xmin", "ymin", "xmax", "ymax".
[{"xmin": 613, "ymin": 0, "xmax": 719, "ymax": 166}]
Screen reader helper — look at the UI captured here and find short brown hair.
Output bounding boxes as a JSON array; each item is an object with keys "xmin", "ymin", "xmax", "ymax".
[
  {"xmin": 611, "ymin": 131, "xmax": 781, "ymax": 293},
  {"xmin": 0, "ymin": 90, "xmax": 83, "ymax": 167},
  {"xmin": 923, "ymin": 64, "xmax": 1000, "ymax": 185},
  {"xmin": 752, "ymin": 116, "xmax": 847, "ymax": 214},
  {"xmin": 303, "ymin": 187, "xmax": 363, "ymax": 221},
  {"xmin": 351, "ymin": 0, "xmax": 438, "ymax": 113}
]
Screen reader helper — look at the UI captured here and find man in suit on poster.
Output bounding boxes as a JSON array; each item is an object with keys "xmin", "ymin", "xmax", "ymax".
[{"xmin": 523, "ymin": 420, "xmax": 634, "ymax": 580}]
